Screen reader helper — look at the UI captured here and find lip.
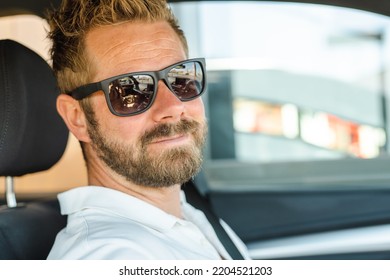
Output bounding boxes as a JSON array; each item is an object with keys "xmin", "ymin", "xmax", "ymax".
[{"xmin": 149, "ymin": 134, "xmax": 190, "ymax": 145}]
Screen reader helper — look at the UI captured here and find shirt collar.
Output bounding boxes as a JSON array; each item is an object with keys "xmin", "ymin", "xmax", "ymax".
[{"xmin": 58, "ymin": 186, "xmax": 184, "ymax": 231}]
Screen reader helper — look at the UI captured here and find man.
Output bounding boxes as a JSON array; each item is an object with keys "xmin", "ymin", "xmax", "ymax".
[{"xmin": 47, "ymin": 0, "xmax": 249, "ymax": 259}]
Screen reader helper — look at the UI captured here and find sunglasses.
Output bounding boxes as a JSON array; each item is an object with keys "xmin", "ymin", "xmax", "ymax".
[{"xmin": 67, "ymin": 58, "xmax": 206, "ymax": 117}]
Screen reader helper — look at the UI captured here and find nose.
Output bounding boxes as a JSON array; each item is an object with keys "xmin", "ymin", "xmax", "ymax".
[{"xmin": 150, "ymin": 80, "xmax": 185, "ymax": 122}]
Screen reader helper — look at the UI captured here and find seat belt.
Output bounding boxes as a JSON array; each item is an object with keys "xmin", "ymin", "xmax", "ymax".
[{"xmin": 182, "ymin": 178, "xmax": 245, "ymax": 260}]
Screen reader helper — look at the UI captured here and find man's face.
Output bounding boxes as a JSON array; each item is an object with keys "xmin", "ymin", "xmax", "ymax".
[{"xmin": 83, "ymin": 21, "xmax": 207, "ymax": 187}]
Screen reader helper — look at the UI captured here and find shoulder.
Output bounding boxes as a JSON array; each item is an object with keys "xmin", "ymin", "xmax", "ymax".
[{"xmin": 48, "ymin": 208, "xmax": 176, "ymax": 260}]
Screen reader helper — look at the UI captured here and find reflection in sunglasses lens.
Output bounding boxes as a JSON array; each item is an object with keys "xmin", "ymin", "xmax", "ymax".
[
  {"xmin": 109, "ymin": 74, "xmax": 154, "ymax": 115},
  {"xmin": 169, "ymin": 62, "xmax": 203, "ymax": 100}
]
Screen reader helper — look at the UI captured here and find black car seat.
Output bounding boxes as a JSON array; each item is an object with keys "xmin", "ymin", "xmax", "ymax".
[{"xmin": 0, "ymin": 39, "xmax": 68, "ymax": 259}]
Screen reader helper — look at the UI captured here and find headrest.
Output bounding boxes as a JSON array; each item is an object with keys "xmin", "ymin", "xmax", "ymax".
[{"xmin": 0, "ymin": 39, "xmax": 68, "ymax": 177}]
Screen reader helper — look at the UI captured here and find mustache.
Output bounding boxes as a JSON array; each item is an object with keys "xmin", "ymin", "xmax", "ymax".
[{"xmin": 140, "ymin": 119, "xmax": 202, "ymax": 146}]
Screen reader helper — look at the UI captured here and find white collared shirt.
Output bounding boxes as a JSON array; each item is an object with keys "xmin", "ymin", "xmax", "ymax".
[{"xmin": 47, "ymin": 186, "xmax": 250, "ymax": 260}]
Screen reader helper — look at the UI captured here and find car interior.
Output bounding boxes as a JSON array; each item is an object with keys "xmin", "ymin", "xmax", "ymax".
[{"xmin": 2, "ymin": 0, "xmax": 390, "ymax": 260}]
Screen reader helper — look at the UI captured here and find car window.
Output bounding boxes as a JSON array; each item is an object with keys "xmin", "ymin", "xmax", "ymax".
[
  {"xmin": 0, "ymin": 15, "xmax": 49, "ymax": 60},
  {"xmin": 172, "ymin": 2, "xmax": 390, "ymax": 162}
]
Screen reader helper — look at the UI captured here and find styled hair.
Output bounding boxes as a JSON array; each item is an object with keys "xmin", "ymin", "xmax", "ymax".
[{"xmin": 47, "ymin": 0, "xmax": 188, "ymax": 93}]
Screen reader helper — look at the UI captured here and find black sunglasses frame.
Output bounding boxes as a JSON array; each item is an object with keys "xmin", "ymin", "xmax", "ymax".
[{"xmin": 67, "ymin": 58, "xmax": 206, "ymax": 117}]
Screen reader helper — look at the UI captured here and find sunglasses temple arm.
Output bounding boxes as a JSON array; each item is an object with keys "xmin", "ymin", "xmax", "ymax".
[{"xmin": 70, "ymin": 83, "xmax": 101, "ymax": 100}]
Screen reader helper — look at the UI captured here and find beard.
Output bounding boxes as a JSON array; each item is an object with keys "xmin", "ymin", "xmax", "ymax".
[{"xmin": 86, "ymin": 116, "xmax": 207, "ymax": 188}]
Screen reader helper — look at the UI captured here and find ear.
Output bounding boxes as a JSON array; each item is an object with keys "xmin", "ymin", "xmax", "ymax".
[{"xmin": 56, "ymin": 94, "xmax": 91, "ymax": 143}]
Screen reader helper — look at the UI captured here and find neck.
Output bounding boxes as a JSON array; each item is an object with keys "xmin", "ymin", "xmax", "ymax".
[
  {"xmin": 87, "ymin": 159, "xmax": 183, "ymax": 218},
  {"xmin": 112, "ymin": 181, "xmax": 183, "ymax": 219}
]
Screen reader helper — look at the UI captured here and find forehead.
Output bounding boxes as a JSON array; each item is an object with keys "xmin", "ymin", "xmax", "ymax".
[{"xmin": 84, "ymin": 21, "xmax": 187, "ymax": 81}]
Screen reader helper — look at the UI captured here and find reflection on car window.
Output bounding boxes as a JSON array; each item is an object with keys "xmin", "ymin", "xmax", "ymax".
[{"xmin": 172, "ymin": 2, "xmax": 390, "ymax": 162}]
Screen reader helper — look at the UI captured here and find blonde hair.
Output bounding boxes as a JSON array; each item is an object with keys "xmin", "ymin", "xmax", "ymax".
[{"xmin": 47, "ymin": 0, "xmax": 188, "ymax": 93}]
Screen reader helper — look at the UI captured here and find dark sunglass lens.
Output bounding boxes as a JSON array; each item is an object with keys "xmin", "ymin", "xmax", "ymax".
[
  {"xmin": 168, "ymin": 61, "xmax": 203, "ymax": 100},
  {"xmin": 108, "ymin": 75, "xmax": 154, "ymax": 115}
]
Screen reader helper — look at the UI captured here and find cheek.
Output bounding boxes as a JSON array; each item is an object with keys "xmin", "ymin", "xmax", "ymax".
[
  {"xmin": 91, "ymin": 94, "xmax": 147, "ymax": 139},
  {"xmin": 186, "ymin": 97, "xmax": 206, "ymax": 121},
  {"xmin": 106, "ymin": 116, "xmax": 147, "ymax": 142}
]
